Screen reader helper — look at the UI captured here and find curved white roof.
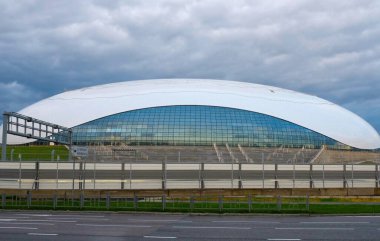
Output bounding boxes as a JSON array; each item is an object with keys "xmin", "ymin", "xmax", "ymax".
[{"xmin": 2, "ymin": 79, "xmax": 380, "ymax": 149}]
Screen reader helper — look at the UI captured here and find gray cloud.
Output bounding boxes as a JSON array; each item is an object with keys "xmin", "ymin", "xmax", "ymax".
[{"xmin": 0, "ymin": 0, "xmax": 379, "ymax": 132}]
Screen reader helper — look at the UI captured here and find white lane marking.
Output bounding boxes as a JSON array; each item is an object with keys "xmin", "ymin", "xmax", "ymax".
[
  {"xmin": 144, "ymin": 236, "xmax": 177, "ymax": 239},
  {"xmin": 14, "ymin": 214, "xmax": 105, "ymax": 218},
  {"xmin": 0, "ymin": 222, "xmax": 54, "ymax": 225},
  {"xmin": 343, "ymin": 216, "xmax": 380, "ymax": 218},
  {"xmin": 46, "ymin": 217, "xmax": 109, "ymax": 221},
  {"xmin": 0, "ymin": 219, "xmax": 17, "ymax": 221},
  {"xmin": 276, "ymin": 228, "xmax": 354, "ymax": 230},
  {"xmin": 129, "ymin": 219, "xmax": 192, "ymax": 223},
  {"xmin": 0, "ymin": 227, "xmax": 38, "ymax": 230},
  {"xmin": 213, "ymin": 220, "xmax": 280, "ymax": 224},
  {"xmin": 172, "ymin": 226, "xmax": 251, "ymax": 230},
  {"xmin": 300, "ymin": 222, "xmax": 369, "ymax": 224},
  {"xmin": 267, "ymin": 239, "xmax": 301, "ymax": 241},
  {"xmin": 28, "ymin": 233, "xmax": 58, "ymax": 236},
  {"xmin": 21, "ymin": 219, "xmax": 77, "ymax": 223},
  {"xmin": 77, "ymin": 224, "xmax": 151, "ymax": 228}
]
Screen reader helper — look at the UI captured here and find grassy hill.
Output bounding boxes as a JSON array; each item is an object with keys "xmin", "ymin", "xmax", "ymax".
[{"xmin": 0, "ymin": 145, "xmax": 69, "ymax": 161}]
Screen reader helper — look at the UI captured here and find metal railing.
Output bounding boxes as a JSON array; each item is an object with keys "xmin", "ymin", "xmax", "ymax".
[
  {"xmin": 0, "ymin": 161, "xmax": 379, "ymax": 190},
  {"xmin": 0, "ymin": 192, "xmax": 310, "ymax": 213}
]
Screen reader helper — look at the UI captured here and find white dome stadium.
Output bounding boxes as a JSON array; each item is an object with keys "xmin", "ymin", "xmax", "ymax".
[{"xmin": 2, "ymin": 79, "xmax": 380, "ymax": 150}]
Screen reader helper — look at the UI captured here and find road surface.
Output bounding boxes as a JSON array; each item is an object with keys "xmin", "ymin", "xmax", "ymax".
[{"xmin": 0, "ymin": 210, "xmax": 379, "ymax": 240}]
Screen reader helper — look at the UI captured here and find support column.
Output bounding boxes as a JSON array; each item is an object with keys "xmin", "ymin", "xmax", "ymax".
[
  {"xmin": 68, "ymin": 129, "xmax": 73, "ymax": 162},
  {"xmin": 1, "ymin": 113, "xmax": 8, "ymax": 161}
]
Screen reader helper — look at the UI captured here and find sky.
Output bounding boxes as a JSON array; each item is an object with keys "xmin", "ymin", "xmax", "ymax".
[{"xmin": 0, "ymin": 0, "xmax": 379, "ymax": 132}]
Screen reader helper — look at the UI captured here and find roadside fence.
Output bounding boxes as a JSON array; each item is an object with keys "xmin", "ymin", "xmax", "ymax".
[{"xmin": 0, "ymin": 161, "xmax": 379, "ymax": 190}]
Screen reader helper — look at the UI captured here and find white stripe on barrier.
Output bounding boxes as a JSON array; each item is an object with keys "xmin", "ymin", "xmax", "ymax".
[
  {"xmin": 204, "ymin": 164, "xmax": 239, "ymax": 170},
  {"xmin": 294, "ymin": 165, "xmax": 310, "ymax": 171},
  {"xmin": 39, "ymin": 163, "xmax": 58, "ymax": 170},
  {"xmin": 130, "ymin": 164, "xmax": 162, "ymax": 170},
  {"xmin": 241, "ymin": 164, "xmax": 263, "ymax": 170},
  {"xmin": 353, "ymin": 165, "xmax": 376, "ymax": 171},
  {"xmin": 166, "ymin": 164, "xmax": 200, "ymax": 170},
  {"xmin": 278, "ymin": 165, "xmax": 294, "ymax": 171},
  {"xmin": 311, "ymin": 165, "xmax": 348, "ymax": 171},
  {"xmin": 0, "ymin": 162, "xmax": 20, "ymax": 169}
]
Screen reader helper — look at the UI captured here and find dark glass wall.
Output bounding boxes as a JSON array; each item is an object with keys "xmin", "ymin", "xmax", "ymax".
[{"xmin": 72, "ymin": 105, "xmax": 348, "ymax": 149}]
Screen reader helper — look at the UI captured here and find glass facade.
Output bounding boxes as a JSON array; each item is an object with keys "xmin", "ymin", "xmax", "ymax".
[{"xmin": 72, "ymin": 105, "xmax": 348, "ymax": 149}]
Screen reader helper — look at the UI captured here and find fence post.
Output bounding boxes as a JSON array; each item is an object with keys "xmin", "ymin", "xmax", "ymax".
[
  {"xmin": 134, "ymin": 195, "xmax": 138, "ymax": 210},
  {"xmin": 33, "ymin": 162, "xmax": 40, "ymax": 190},
  {"xmin": 79, "ymin": 162, "xmax": 83, "ymax": 190},
  {"xmin": 309, "ymin": 164, "xmax": 313, "ymax": 188},
  {"xmin": 83, "ymin": 161, "xmax": 86, "ymax": 190},
  {"xmin": 218, "ymin": 195, "xmax": 223, "ymax": 212},
  {"xmin": 93, "ymin": 162, "xmax": 96, "ymax": 190},
  {"xmin": 129, "ymin": 160, "xmax": 132, "ymax": 190},
  {"xmin": 322, "ymin": 164, "xmax": 325, "ymax": 188},
  {"xmin": 53, "ymin": 194, "xmax": 57, "ymax": 210},
  {"xmin": 292, "ymin": 161, "xmax": 295, "ymax": 188},
  {"xmin": 190, "ymin": 196, "xmax": 194, "ymax": 211},
  {"xmin": 231, "ymin": 163, "xmax": 234, "ymax": 189},
  {"xmin": 351, "ymin": 162, "xmax": 354, "ymax": 188},
  {"xmin": 200, "ymin": 163, "xmax": 205, "ymax": 189},
  {"xmin": 121, "ymin": 163, "xmax": 125, "ymax": 190},
  {"xmin": 56, "ymin": 159, "xmax": 59, "ymax": 190},
  {"xmin": 10, "ymin": 149, "xmax": 14, "ymax": 162},
  {"xmin": 376, "ymin": 165, "xmax": 379, "ymax": 189},
  {"xmin": 277, "ymin": 195, "xmax": 281, "ymax": 211},
  {"xmin": 162, "ymin": 194, "xmax": 166, "ymax": 211},
  {"xmin": 72, "ymin": 159, "xmax": 76, "ymax": 191},
  {"xmin": 262, "ymin": 153, "xmax": 264, "ymax": 188},
  {"xmin": 2, "ymin": 193, "xmax": 6, "ymax": 208},
  {"xmin": 27, "ymin": 191, "xmax": 31, "ymax": 208},
  {"xmin": 18, "ymin": 157, "xmax": 22, "ymax": 189},
  {"xmin": 162, "ymin": 162, "xmax": 166, "ymax": 190},
  {"xmin": 343, "ymin": 164, "xmax": 347, "ymax": 188},
  {"xmin": 80, "ymin": 192, "xmax": 84, "ymax": 209},
  {"xmin": 106, "ymin": 193, "xmax": 110, "ymax": 210},
  {"xmin": 248, "ymin": 194, "xmax": 252, "ymax": 212},
  {"xmin": 275, "ymin": 164, "xmax": 278, "ymax": 189},
  {"xmin": 238, "ymin": 163, "xmax": 242, "ymax": 189}
]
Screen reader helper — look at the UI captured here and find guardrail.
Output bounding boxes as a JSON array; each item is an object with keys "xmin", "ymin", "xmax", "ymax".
[
  {"xmin": 0, "ymin": 192, "xmax": 310, "ymax": 213},
  {"xmin": 0, "ymin": 162, "xmax": 379, "ymax": 190}
]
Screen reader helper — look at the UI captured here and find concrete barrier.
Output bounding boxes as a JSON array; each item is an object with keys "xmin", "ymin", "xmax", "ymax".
[{"xmin": 2, "ymin": 188, "xmax": 380, "ymax": 197}]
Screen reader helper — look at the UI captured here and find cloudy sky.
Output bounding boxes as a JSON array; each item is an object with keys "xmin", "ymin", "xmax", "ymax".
[{"xmin": 0, "ymin": 0, "xmax": 379, "ymax": 132}]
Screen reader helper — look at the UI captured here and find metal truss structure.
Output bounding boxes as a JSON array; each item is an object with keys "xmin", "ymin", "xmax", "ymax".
[{"xmin": 1, "ymin": 112, "xmax": 72, "ymax": 161}]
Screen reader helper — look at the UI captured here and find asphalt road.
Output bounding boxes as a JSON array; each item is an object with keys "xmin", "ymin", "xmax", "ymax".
[{"xmin": 0, "ymin": 211, "xmax": 380, "ymax": 240}]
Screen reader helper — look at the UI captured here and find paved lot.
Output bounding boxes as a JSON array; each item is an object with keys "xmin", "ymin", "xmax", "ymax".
[{"xmin": 0, "ymin": 211, "xmax": 380, "ymax": 240}]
